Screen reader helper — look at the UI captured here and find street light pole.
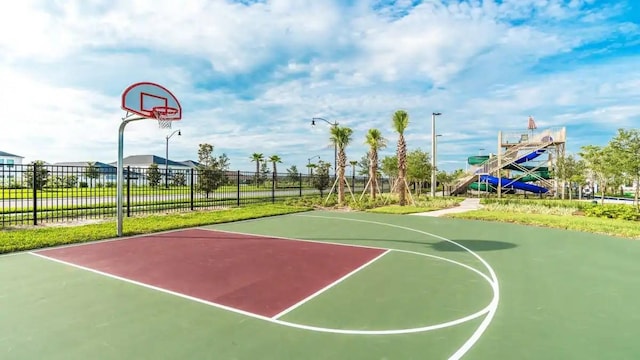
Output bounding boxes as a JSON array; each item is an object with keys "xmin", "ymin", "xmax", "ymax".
[
  {"xmin": 311, "ymin": 117, "xmax": 338, "ymax": 177},
  {"xmin": 431, "ymin": 112, "xmax": 442, "ymax": 197},
  {"xmin": 477, "ymin": 148, "xmax": 485, "ymax": 198},
  {"xmin": 435, "ymin": 134, "xmax": 442, "ymax": 195},
  {"xmin": 165, "ymin": 129, "xmax": 181, "ymax": 188}
]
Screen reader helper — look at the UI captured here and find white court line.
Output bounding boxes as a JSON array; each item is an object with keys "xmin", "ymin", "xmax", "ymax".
[
  {"xmin": 29, "ymin": 248, "xmax": 493, "ymax": 335},
  {"xmin": 272, "ymin": 249, "xmax": 391, "ymax": 319},
  {"xmin": 0, "ymin": 212, "xmax": 305, "ymax": 259},
  {"xmin": 29, "ymin": 251, "xmax": 276, "ymax": 322},
  {"xmin": 196, "ymin": 227, "xmax": 385, "ymax": 251},
  {"xmin": 29, "ymin": 216, "xmax": 498, "ymax": 345},
  {"xmin": 293, "ymin": 214, "xmax": 498, "ymax": 285},
  {"xmin": 198, "ymin": 227, "xmax": 494, "ymax": 286},
  {"xmin": 294, "ymin": 214, "xmax": 500, "ymax": 360},
  {"xmin": 0, "ymin": 227, "xmax": 194, "ymax": 259}
]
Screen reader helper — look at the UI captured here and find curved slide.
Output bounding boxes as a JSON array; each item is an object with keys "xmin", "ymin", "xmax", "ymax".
[
  {"xmin": 476, "ymin": 175, "xmax": 548, "ymax": 194},
  {"xmin": 468, "ymin": 151, "xmax": 549, "ymax": 194}
]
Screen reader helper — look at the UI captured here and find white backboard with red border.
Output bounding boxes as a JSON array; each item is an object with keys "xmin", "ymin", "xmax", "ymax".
[{"xmin": 121, "ymin": 82, "xmax": 182, "ymax": 120}]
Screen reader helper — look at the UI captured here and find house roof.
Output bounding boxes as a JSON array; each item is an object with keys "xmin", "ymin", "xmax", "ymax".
[
  {"xmin": 54, "ymin": 161, "xmax": 115, "ymax": 168},
  {"xmin": 109, "ymin": 155, "xmax": 190, "ymax": 167},
  {"xmin": 0, "ymin": 151, "xmax": 24, "ymax": 158},
  {"xmin": 180, "ymin": 160, "xmax": 201, "ymax": 167}
]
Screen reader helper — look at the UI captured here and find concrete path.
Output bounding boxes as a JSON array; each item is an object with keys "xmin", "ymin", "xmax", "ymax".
[{"xmin": 410, "ymin": 198, "xmax": 482, "ymax": 217}]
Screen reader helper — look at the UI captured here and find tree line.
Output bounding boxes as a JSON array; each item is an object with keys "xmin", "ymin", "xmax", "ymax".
[{"xmin": 555, "ymin": 128, "xmax": 640, "ymax": 205}]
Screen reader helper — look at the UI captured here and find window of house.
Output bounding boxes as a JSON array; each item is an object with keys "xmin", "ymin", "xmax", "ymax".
[
  {"xmin": 0, "ymin": 159, "xmax": 4, "ymax": 166},
  {"xmin": 6, "ymin": 159, "xmax": 14, "ymax": 168}
]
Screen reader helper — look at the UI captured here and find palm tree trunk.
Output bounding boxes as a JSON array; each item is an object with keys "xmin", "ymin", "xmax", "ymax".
[
  {"xmin": 370, "ymin": 150, "xmax": 378, "ymax": 199},
  {"xmin": 338, "ymin": 149, "xmax": 347, "ymax": 205},
  {"xmin": 397, "ymin": 134, "xmax": 407, "ymax": 206}
]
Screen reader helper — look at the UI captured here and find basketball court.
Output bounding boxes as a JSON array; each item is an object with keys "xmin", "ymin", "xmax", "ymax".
[
  {"xmin": 2, "ymin": 83, "xmax": 637, "ymax": 359},
  {"xmin": 1, "ymin": 211, "xmax": 639, "ymax": 359}
]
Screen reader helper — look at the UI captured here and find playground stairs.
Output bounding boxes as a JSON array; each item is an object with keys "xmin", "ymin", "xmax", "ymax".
[{"xmin": 451, "ymin": 128, "xmax": 564, "ymax": 195}]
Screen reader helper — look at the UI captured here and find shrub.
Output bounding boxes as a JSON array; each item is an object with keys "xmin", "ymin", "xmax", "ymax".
[
  {"xmin": 481, "ymin": 198, "xmax": 591, "ymax": 210},
  {"xmin": 482, "ymin": 203, "xmax": 578, "ymax": 216},
  {"xmin": 583, "ymin": 204, "xmax": 640, "ymax": 221},
  {"xmin": 6, "ymin": 181, "xmax": 24, "ymax": 189}
]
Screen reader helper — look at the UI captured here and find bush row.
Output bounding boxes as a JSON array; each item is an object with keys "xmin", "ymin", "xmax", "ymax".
[
  {"xmin": 480, "ymin": 198, "xmax": 640, "ymax": 221},
  {"xmin": 284, "ymin": 193, "xmax": 462, "ymax": 212}
]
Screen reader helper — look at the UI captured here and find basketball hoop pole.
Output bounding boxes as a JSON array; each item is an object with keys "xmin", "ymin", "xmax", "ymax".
[
  {"xmin": 119, "ymin": 82, "xmax": 182, "ymax": 237},
  {"xmin": 117, "ymin": 115, "xmax": 144, "ymax": 237}
]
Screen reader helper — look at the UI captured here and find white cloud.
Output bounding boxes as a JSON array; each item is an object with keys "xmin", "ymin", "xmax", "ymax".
[{"xmin": 1, "ymin": 0, "xmax": 639, "ymax": 172}]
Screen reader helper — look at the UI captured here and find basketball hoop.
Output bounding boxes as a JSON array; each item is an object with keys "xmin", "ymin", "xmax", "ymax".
[{"xmin": 152, "ymin": 106, "xmax": 180, "ymax": 129}]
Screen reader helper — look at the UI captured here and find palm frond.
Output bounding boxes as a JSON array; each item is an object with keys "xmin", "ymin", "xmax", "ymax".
[{"xmin": 392, "ymin": 110, "xmax": 409, "ymax": 134}]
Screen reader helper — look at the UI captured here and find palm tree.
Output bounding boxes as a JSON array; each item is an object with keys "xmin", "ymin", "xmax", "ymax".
[
  {"xmin": 365, "ymin": 128, "xmax": 387, "ymax": 199},
  {"xmin": 269, "ymin": 155, "xmax": 282, "ymax": 188},
  {"xmin": 330, "ymin": 125, "xmax": 354, "ymax": 205},
  {"xmin": 250, "ymin": 153, "xmax": 264, "ymax": 186},
  {"xmin": 392, "ymin": 110, "xmax": 410, "ymax": 205},
  {"xmin": 306, "ymin": 163, "xmax": 316, "ymax": 176},
  {"xmin": 306, "ymin": 163, "xmax": 317, "ymax": 185}
]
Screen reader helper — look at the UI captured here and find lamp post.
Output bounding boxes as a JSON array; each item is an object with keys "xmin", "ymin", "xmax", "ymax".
[
  {"xmin": 165, "ymin": 129, "xmax": 181, "ymax": 188},
  {"xmin": 431, "ymin": 112, "xmax": 442, "ymax": 197},
  {"xmin": 307, "ymin": 155, "xmax": 321, "ymax": 176},
  {"xmin": 477, "ymin": 147, "xmax": 485, "ymax": 198},
  {"xmin": 435, "ymin": 134, "xmax": 443, "ymax": 195},
  {"xmin": 311, "ymin": 117, "xmax": 338, "ymax": 177}
]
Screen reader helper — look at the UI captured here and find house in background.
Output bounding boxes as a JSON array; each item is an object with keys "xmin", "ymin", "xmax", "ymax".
[
  {"xmin": 0, "ymin": 151, "xmax": 24, "ymax": 185},
  {"xmin": 110, "ymin": 155, "xmax": 195, "ymax": 185},
  {"xmin": 53, "ymin": 161, "xmax": 119, "ymax": 186}
]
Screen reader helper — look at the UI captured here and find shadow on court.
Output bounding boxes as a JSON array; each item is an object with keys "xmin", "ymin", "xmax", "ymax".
[
  {"xmin": 431, "ymin": 240, "xmax": 517, "ymax": 252},
  {"xmin": 304, "ymin": 237, "xmax": 517, "ymax": 252}
]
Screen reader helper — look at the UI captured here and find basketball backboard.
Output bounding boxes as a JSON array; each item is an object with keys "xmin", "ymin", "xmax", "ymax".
[{"xmin": 121, "ymin": 82, "xmax": 182, "ymax": 120}]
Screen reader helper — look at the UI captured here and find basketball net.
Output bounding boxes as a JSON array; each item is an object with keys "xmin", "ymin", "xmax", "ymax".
[
  {"xmin": 152, "ymin": 106, "xmax": 179, "ymax": 129},
  {"xmin": 157, "ymin": 116, "xmax": 173, "ymax": 129}
]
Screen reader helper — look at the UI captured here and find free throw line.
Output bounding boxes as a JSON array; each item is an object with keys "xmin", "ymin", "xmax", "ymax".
[{"xmin": 272, "ymin": 249, "xmax": 391, "ymax": 319}]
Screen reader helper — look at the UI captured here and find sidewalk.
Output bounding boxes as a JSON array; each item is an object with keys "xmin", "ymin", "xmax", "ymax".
[{"xmin": 410, "ymin": 198, "xmax": 482, "ymax": 217}]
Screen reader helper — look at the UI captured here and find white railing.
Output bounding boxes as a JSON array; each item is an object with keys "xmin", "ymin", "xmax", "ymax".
[{"xmin": 451, "ymin": 127, "xmax": 566, "ymax": 194}]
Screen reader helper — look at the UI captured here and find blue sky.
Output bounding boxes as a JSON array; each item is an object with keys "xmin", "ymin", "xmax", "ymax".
[{"xmin": 1, "ymin": 0, "xmax": 639, "ymax": 172}]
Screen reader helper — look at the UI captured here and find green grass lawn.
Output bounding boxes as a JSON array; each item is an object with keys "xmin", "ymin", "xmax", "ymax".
[
  {"xmin": 367, "ymin": 197, "xmax": 464, "ymax": 214},
  {"xmin": 447, "ymin": 210, "xmax": 640, "ymax": 239}
]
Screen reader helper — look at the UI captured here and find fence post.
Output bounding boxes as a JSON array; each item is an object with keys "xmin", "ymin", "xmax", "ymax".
[
  {"xmin": 271, "ymin": 171, "xmax": 275, "ymax": 203},
  {"xmin": 236, "ymin": 171, "xmax": 240, "ymax": 207},
  {"xmin": 299, "ymin": 173, "xmax": 302, "ymax": 197},
  {"xmin": 32, "ymin": 163, "xmax": 37, "ymax": 226},
  {"xmin": 190, "ymin": 169, "xmax": 194, "ymax": 210},
  {"xmin": 126, "ymin": 166, "xmax": 131, "ymax": 217}
]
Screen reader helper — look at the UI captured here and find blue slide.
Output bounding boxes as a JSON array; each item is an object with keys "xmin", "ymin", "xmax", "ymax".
[
  {"xmin": 475, "ymin": 149, "xmax": 549, "ymax": 194},
  {"xmin": 478, "ymin": 175, "xmax": 549, "ymax": 194}
]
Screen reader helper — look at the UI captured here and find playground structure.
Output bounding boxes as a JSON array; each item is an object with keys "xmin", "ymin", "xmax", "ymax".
[{"xmin": 451, "ymin": 119, "xmax": 566, "ymax": 197}]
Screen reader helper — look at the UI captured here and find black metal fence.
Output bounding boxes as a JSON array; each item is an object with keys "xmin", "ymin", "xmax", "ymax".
[{"xmin": 0, "ymin": 164, "xmax": 387, "ymax": 227}]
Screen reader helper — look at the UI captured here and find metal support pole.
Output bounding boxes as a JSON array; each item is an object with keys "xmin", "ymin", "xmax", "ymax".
[
  {"xmin": 430, "ymin": 112, "xmax": 441, "ymax": 197},
  {"xmin": 497, "ymin": 131, "xmax": 502, "ymax": 198},
  {"xmin": 165, "ymin": 137, "xmax": 169, "ymax": 189},
  {"xmin": 164, "ymin": 129, "xmax": 181, "ymax": 189},
  {"xmin": 117, "ymin": 116, "xmax": 144, "ymax": 237},
  {"xmin": 32, "ymin": 163, "xmax": 37, "ymax": 226}
]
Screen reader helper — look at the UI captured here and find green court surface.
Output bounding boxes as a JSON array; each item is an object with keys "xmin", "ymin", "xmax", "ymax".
[{"xmin": 1, "ymin": 211, "xmax": 639, "ymax": 359}]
